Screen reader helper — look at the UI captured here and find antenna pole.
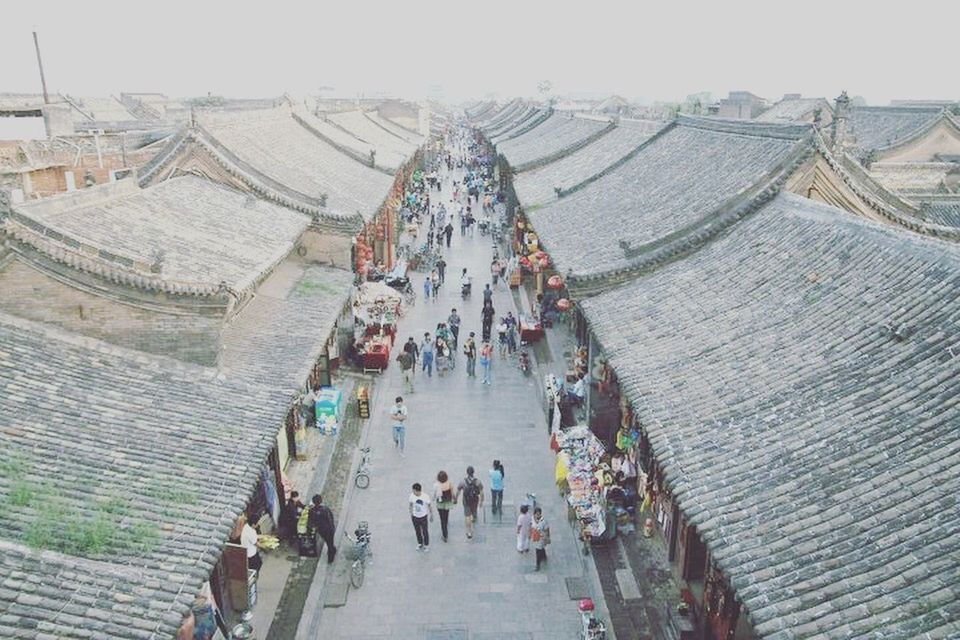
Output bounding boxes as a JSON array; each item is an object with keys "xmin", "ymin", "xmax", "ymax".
[{"xmin": 33, "ymin": 31, "xmax": 50, "ymax": 104}]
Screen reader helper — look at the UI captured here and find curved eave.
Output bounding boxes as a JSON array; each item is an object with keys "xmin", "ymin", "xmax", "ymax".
[
  {"xmin": 872, "ymin": 110, "xmax": 960, "ymax": 156},
  {"xmin": 141, "ymin": 127, "xmax": 366, "ymax": 235}
]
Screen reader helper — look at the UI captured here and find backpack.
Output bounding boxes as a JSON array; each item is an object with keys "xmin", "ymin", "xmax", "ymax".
[{"xmin": 462, "ymin": 477, "xmax": 480, "ymax": 503}]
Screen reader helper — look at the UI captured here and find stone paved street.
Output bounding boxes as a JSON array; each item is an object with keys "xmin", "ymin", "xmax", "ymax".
[{"xmin": 296, "ymin": 151, "xmax": 606, "ymax": 639}]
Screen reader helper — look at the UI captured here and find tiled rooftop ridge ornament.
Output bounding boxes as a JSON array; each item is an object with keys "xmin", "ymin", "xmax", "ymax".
[
  {"xmin": 319, "ymin": 193, "xmax": 328, "ymax": 207},
  {"xmin": 150, "ymin": 249, "xmax": 165, "ymax": 274},
  {"xmin": 832, "ymin": 91, "xmax": 853, "ymax": 154}
]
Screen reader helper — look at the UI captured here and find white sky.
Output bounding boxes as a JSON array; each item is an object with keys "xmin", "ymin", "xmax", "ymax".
[{"xmin": 1, "ymin": 0, "xmax": 957, "ymax": 105}]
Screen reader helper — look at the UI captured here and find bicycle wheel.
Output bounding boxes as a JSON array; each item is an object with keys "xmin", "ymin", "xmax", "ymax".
[
  {"xmin": 355, "ymin": 472, "xmax": 370, "ymax": 489},
  {"xmin": 350, "ymin": 559, "xmax": 365, "ymax": 588}
]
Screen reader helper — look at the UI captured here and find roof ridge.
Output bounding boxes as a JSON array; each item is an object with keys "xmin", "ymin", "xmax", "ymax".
[
  {"xmin": 871, "ymin": 109, "xmax": 959, "ymax": 153},
  {"xmin": 677, "ymin": 113, "xmax": 812, "ymax": 140},
  {"xmin": 3, "ymin": 213, "xmax": 230, "ymax": 297},
  {"xmin": 362, "ymin": 110, "xmax": 418, "ymax": 144},
  {"xmin": 566, "ymin": 133, "xmax": 815, "ymax": 297},
  {"xmin": 513, "ymin": 119, "xmax": 617, "ymax": 173},
  {"xmin": 557, "ymin": 120, "xmax": 679, "ymax": 199},
  {"xmin": 290, "ymin": 111, "xmax": 391, "ymax": 174},
  {"xmin": 813, "ymin": 133, "xmax": 960, "ymax": 240}
]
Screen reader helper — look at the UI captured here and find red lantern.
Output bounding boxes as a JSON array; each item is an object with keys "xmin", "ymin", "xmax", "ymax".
[
  {"xmin": 519, "ymin": 256, "xmax": 531, "ymax": 267},
  {"xmin": 538, "ymin": 257, "xmax": 550, "ymax": 269},
  {"xmin": 547, "ymin": 275, "xmax": 563, "ymax": 290},
  {"xmin": 556, "ymin": 298, "xmax": 571, "ymax": 312},
  {"xmin": 535, "ymin": 250, "xmax": 547, "ymax": 260}
]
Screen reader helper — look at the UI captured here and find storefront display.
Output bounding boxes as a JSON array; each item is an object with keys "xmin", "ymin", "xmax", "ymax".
[
  {"xmin": 555, "ymin": 426, "xmax": 607, "ymax": 540},
  {"xmin": 314, "ymin": 388, "xmax": 343, "ymax": 435}
]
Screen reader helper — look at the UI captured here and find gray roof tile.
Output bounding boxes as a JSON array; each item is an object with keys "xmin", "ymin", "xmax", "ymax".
[
  {"xmin": 496, "ymin": 112, "xmax": 611, "ymax": 170},
  {"xmin": 200, "ymin": 109, "xmax": 395, "ymax": 218},
  {"xmin": 513, "ymin": 119, "xmax": 665, "ymax": 206},
  {"xmin": 527, "ymin": 117, "xmax": 810, "ymax": 278},
  {"xmin": 0, "ymin": 312, "xmax": 291, "ymax": 639},
  {"xmin": 11, "ymin": 176, "xmax": 307, "ymax": 289},
  {"xmin": 580, "ymin": 193, "xmax": 960, "ymax": 638}
]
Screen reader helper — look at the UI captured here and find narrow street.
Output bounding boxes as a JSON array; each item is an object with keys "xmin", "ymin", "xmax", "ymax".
[{"xmin": 297, "ymin": 135, "xmax": 601, "ymax": 639}]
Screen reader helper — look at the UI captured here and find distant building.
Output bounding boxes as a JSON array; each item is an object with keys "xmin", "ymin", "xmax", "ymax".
[{"xmin": 717, "ymin": 91, "xmax": 767, "ymax": 119}]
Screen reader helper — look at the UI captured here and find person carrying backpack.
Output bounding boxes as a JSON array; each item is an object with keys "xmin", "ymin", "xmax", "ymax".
[{"xmin": 456, "ymin": 466, "xmax": 484, "ymax": 539}]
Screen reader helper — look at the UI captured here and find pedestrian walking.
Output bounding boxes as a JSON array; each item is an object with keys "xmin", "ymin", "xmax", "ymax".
[
  {"xmin": 279, "ymin": 491, "xmax": 305, "ymax": 543},
  {"xmin": 435, "ymin": 334, "xmax": 451, "ymax": 377},
  {"xmin": 516, "ymin": 504, "xmax": 532, "ymax": 553},
  {"xmin": 390, "ymin": 396, "xmax": 408, "ymax": 455},
  {"xmin": 479, "ymin": 340, "xmax": 493, "ymax": 385},
  {"xmin": 489, "ymin": 460, "xmax": 505, "ymax": 516},
  {"xmin": 481, "ymin": 300, "xmax": 495, "ymax": 341},
  {"xmin": 409, "ymin": 483, "xmax": 433, "ymax": 551},
  {"xmin": 482, "ymin": 283, "xmax": 493, "ymax": 305},
  {"xmin": 307, "ymin": 494, "xmax": 338, "ymax": 564},
  {"xmin": 531, "ymin": 507, "xmax": 551, "ymax": 570},
  {"xmin": 456, "ymin": 466, "xmax": 484, "ymax": 539},
  {"xmin": 491, "ymin": 258, "xmax": 501, "ymax": 288},
  {"xmin": 420, "ymin": 333, "xmax": 434, "ymax": 377},
  {"xmin": 463, "ymin": 332, "xmax": 477, "ymax": 377},
  {"xmin": 431, "ymin": 269, "xmax": 441, "ymax": 300},
  {"xmin": 498, "ymin": 319, "xmax": 509, "ymax": 358},
  {"xmin": 505, "ymin": 313, "xmax": 518, "ymax": 354},
  {"xmin": 444, "ymin": 222, "xmax": 454, "ymax": 248},
  {"xmin": 447, "ymin": 308, "xmax": 461, "ymax": 349},
  {"xmin": 403, "ymin": 336, "xmax": 420, "ymax": 377},
  {"xmin": 437, "ymin": 257, "xmax": 447, "ymax": 284},
  {"xmin": 396, "ymin": 348, "xmax": 415, "ymax": 392},
  {"xmin": 423, "ymin": 275, "xmax": 432, "ymax": 301},
  {"xmin": 433, "ymin": 470, "xmax": 455, "ymax": 542}
]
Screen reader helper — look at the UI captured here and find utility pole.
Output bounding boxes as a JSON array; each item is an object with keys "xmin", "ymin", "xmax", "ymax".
[{"xmin": 33, "ymin": 31, "xmax": 50, "ymax": 104}]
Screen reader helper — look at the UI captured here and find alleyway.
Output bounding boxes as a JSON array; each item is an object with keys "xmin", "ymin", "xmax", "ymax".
[{"xmin": 295, "ymin": 135, "xmax": 606, "ymax": 639}]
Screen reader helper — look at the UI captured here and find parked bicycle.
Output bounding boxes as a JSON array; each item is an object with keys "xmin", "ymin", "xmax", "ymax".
[
  {"xmin": 345, "ymin": 521, "xmax": 372, "ymax": 588},
  {"xmin": 355, "ymin": 447, "xmax": 371, "ymax": 489}
]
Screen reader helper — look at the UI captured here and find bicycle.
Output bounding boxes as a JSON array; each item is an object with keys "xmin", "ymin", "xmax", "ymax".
[
  {"xmin": 355, "ymin": 447, "xmax": 371, "ymax": 489},
  {"xmin": 345, "ymin": 521, "xmax": 372, "ymax": 589},
  {"xmin": 524, "ymin": 492, "xmax": 538, "ymax": 512},
  {"xmin": 402, "ymin": 283, "xmax": 416, "ymax": 307}
]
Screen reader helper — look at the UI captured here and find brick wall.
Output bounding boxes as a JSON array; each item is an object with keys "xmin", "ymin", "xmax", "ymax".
[
  {"xmin": 297, "ymin": 228, "xmax": 353, "ymax": 269},
  {"xmin": 0, "ymin": 259, "xmax": 225, "ymax": 365}
]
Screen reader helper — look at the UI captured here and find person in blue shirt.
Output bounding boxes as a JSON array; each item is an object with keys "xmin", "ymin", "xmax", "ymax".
[{"xmin": 489, "ymin": 460, "xmax": 505, "ymax": 516}]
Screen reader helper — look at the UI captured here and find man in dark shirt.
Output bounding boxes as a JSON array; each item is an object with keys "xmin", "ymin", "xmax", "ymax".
[{"xmin": 307, "ymin": 494, "xmax": 337, "ymax": 564}]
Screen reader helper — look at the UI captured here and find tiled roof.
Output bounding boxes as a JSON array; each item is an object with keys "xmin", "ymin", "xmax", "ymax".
[
  {"xmin": 513, "ymin": 119, "xmax": 665, "ymax": 206},
  {"xmin": 485, "ymin": 104, "xmax": 540, "ymax": 141},
  {"xmin": 291, "ymin": 109, "xmax": 377, "ymax": 165},
  {"xmin": 199, "ymin": 109, "xmax": 394, "ymax": 218},
  {"xmin": 64, "ymin": 96, "xmax": 138, "ymax": 123},
  {"xmin": 11, "ymin": 176, "xmax": 307, "ymax": 290},
  {"xmin": 325, "ymin": 110, "xmax": 418, "ymax": 168},
  {"xmin": 580, "ymin": 193, "xmax": 960, "ymax": 639},
  {"xmin": 527, "ymin": 116, "xmax": 811, "ymax": 279},
  {"xmin": 869, "ymin": 162, "xmax": 954, "ymax": 194},
  {"xmin": 365, "ymin": 111, "xmax": 424, "ymax": 146},
  {"xmin": 496, "ymin": 112, "xmax": 612, "ymax": 171},
  {"xmin": 848, "ymin": 106, "xmax": 943, "ymax": 153},
  {"xmin": 473, "ymin": 99, "xmax": 523, "ymax": 129},
  {"xmin": 917, "ymin": 199, "xmax": 960, "ymax": 227},
  {"xmin": 756, "ymin": 97, "xmax": 830, "ymax": 123},
  {"xmin": 219, "ymin": 263, "xmax": 354, "ymax": 391},
  {"xmin": 0, "ymin": 312, "xmax": 290, "ymax": 640}
]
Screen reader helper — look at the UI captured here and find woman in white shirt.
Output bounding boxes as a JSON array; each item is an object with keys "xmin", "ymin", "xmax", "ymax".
[{"xmin": 238, "ymin": 514, "xmax": 262, "ymax": 571}]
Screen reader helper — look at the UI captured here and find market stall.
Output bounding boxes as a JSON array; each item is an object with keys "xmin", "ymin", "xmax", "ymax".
[
  {"xmin": 554, "ymin": 426, "xmax": 608, "ymax": 550},
  {"xmin": 352, "ymin": 282, "xmax": 403, "ymax": 373}
]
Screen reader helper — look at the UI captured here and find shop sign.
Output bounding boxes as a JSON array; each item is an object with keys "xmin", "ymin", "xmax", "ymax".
[{"xmin": 357, "ymin": 385, "xmax": 370, "ymax": 419}]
